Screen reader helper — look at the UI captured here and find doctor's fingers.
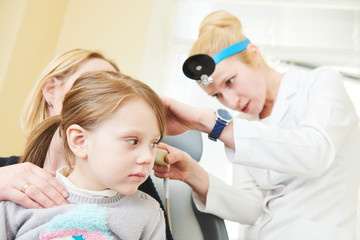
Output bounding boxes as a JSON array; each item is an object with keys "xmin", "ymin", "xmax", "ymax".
[
  {"xmin": 156, "ymin": 143, "xmax": 191, "ymax": 162},
  {"xmin": 166, "ymin": 150, "xmax": 193, "ymax": 169},
  {"xmin": 153, "ymin": 164, "xmax": 171, "ymax": 179},
  {"xmin": 156, "ymin": 142, "xmax": 171, "ymax": 152}
]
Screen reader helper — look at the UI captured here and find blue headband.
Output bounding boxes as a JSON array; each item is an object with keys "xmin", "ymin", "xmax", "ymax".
[
  {"xmin": 212, "ymin": 39, "xmax": 251, "ymax": 64},
  {"xmin": 182, "ymin": 39, "xmax": 251, "ymax": 86}
]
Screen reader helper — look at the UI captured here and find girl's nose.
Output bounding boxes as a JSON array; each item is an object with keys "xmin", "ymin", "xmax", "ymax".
[{"xmin": 136, "ymin": 146, "xmax": 155, "ymax": 165}]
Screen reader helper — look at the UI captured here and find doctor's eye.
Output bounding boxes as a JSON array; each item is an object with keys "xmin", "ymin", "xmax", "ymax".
[
  {"xmin": 212, "ymin": 93, "xmax": 221, "ymax": 98},
  {"xmin": 126, "ymin": 139, "xmax": 139, "ymax": 145},
  {"xmin": 226, "ymin": 78, "xmax": 234, "ymax": 86}
]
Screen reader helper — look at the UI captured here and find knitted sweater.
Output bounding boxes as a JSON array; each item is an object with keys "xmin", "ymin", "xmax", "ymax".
[
  {"xmin": 0, "ymin": 156, "xmax": 173, "ymax": 240},
  {"xmin": 0, "ymin": 171, "xmax": 166, "ymax": 240}
]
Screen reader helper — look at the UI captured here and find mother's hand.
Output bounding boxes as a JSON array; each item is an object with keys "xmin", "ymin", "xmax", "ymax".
[{"xmin": 0, "ymin": 162, "xmax": 68, "ymax": 208}]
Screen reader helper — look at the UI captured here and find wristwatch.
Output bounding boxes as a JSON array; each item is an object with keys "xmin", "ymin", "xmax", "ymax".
[{"xmin": 208, "ymin": 109, "xmax": 233, "ymax": 141}]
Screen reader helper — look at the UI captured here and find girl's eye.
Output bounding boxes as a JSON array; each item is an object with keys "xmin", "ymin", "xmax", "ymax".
[
  {"xmin": 127, "ymin": 139, "xmax": 138, "ymax": 145},
  {"xmin": 226, "ymin": 78, "xmax": 234, "ymax": 85},
  {"xmin": 150, "ymin": 141, "xmax": 159, "ymax": 148}
]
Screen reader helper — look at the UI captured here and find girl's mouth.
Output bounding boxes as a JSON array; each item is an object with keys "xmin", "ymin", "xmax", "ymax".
[{"xmin": 128, "ymin": 172, "xmax": 146, "ymax": 181}]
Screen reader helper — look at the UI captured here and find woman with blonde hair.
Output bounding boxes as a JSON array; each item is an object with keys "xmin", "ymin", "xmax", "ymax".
[
  {"xmin": 21, "ymin": 49, "xmax": 119, "ymax": 136},
  {"xmin": 1, "ymin": 71, "xmax": 166, "ymax": 239},
  {"xmin": 0, "ymin": 49, "xmax": 173, "ymax": 239},
  {"xmin": 155, "ymin": 10, "xmax": 360, "ymax": 239}
]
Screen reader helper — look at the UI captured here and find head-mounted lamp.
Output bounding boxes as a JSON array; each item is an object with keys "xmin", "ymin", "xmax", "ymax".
[{"xmin": 182, "ymin": 39, "xmax": 250, "ymax": 86}]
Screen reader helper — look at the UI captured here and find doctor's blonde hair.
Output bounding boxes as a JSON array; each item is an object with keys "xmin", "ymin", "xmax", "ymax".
[
  {"xmin": 20, "ymin": 71, "xmax": 166, "ymax": 168},
  {"xmin": 189, "ymin": 10, "xmax": 253, "ymax": 64}
]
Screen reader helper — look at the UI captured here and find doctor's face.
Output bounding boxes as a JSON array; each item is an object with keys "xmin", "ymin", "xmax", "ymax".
[{"xmin": 201, "ymin": 58, "xmax": 267, "ymax": 117}]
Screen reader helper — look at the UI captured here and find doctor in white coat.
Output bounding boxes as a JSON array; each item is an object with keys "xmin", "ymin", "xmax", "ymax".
[{"xmin": 154, "ymin": 10, "xmax": 360, "ymax": 240}]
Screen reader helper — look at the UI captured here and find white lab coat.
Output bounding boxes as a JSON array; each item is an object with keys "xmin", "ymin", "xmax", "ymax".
[{"xmin": 193, "ymin": 67, "xmax": 360, "ymax": 240}]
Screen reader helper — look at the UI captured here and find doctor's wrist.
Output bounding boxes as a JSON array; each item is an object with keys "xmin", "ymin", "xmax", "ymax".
[
  {"xmin": 196, "ymin": 108, "xmax": 216, "ymax": 134},
  {"xmin": 185, "ymin": 162, "xmax": 209, "ymax": 202}
]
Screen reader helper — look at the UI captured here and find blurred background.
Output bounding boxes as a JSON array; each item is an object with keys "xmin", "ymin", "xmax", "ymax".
[{"xmin": 1, "ymin": 0, "xmax": 359, "ymax": 239}]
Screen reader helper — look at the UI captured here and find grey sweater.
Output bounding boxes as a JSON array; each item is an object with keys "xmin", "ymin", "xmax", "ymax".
[{"xmin": 0, "ymin": 188, "xmax": 166, "ymax": 239}]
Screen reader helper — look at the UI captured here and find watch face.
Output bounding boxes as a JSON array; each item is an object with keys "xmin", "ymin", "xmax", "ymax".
[{"xmin": 217, "ymin": 109, "xmax": 232, "ymax": 121}]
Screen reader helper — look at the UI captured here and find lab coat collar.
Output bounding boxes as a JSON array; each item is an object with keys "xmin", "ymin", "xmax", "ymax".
[{"xmin": 268, "ymin": 68, "xmax": 301, "ymax": 125}]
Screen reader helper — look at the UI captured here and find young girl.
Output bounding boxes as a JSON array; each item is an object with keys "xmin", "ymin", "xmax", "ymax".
[{"xmin": 0, "ymin": 71, "xmax": 166, "ymax": 240}]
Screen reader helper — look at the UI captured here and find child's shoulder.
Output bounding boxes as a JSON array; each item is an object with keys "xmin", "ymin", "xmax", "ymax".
[{"xmin": 132, "ymin": 190, "xmax": 161, "ymax": 208}]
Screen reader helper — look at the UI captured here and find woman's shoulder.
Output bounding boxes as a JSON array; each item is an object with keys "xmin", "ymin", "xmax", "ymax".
[
  {"xmin": 286, "ymin": 66, "xmax": 344, "ymax": 90},
  {"xmin": 307, "ymin": 67, "xmax": 344, "ymax": 90},
  {"xmin": 310, "ymin": 66, "xmax": 342, "ymax": 80},
  {"xmin": 285, "ymin": 66, "xmax": 341, "ymax": 80}
]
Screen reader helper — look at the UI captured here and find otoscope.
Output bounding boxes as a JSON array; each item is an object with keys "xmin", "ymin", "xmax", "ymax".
[{"xmin": 155, "ymin": 148, "xmax": 172, "ymax": 233}]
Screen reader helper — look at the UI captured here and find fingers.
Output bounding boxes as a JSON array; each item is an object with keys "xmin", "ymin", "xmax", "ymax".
[
  {"xmin": 21, "ymin": 183, "xmax": 59, "ymax": 208},
  {"xmin": 153, "ymin": 165, "xmax": 171, "ymax": 179},
  {"xmin": 5, "ymin": 188, "xmax": 41, "ymax": 209},
  {"xmin": 26, "ymin": 164, "xmax": 68, "ymax": 207},
  {"xmin": 156, "ymin": 143, "xmax": 170, "ymax": 154},
  {"xmin": 156, "ymin": 143, "xmax": 177, "ymax": 159},
  {"xmin": 159, "ymin": 95, "xmax": 172, "ymax": 107},
  {"xmin": 0, "ymin": 162, "xmax": 68, "ymax": 209},
  {"xmin": 30, "ymin": 164, "xmax": 68, "ymax": 198}
]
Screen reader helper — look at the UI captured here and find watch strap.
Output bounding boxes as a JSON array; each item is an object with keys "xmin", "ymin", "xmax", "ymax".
[{"xmin": 208, "ymin": 118, "xmax": 227, "ymax": 141}]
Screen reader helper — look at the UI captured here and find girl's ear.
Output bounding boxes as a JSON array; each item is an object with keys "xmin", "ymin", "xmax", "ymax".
[
  {"xmin": 42, "ymin": 77, "xmax": 61, "ymax": 107},
  {"xmin": 67, "ymin": 124, "xmax": 88, "ymax": 159}
]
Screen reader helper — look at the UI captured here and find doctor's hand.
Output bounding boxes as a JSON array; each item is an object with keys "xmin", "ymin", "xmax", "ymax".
[
  {"xmin": 153, "ymin": 143, "xmax": 209, "ymax": 200},
  {"xmin": 160, "ymin": 96, "xmax": 215, "ymax": 136},
  {"xmin": 153, "ymin": 143, "xmax": 193, "ymax": 182},
  {"xmin": 0, "ymin": 162, "xmax": 68, "ymax": 209}
]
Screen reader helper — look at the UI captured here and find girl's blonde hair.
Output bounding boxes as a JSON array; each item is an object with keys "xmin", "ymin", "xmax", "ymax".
[
  {"xmin": 20, "ymin": 71, "xmax": 166, "ymax": 168},
  {"xmin": 21, "ymin": 49, "xmax": 120, "ymax": 136},
  {"xmin": 189, "ymin": 10, "xmax": 252, "ymax": 64}
]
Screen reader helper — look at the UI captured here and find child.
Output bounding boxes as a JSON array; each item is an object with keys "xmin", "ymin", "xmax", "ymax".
[{"xmin": 0, "ymin": 71, "xmax": 166, "ymax": 240}]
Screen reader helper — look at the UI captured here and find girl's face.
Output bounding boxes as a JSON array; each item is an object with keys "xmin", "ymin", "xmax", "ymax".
[
  {"xmin": 71, "ymin": 98, "xmax": 161, "ymax": 195},
  {"xmin": 201, "ymin": 57, "xmax": 267, "ymax": 117}
]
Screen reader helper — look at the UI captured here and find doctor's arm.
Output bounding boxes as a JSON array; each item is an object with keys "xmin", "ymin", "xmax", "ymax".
[
  {"xmin": 154, "ymin": 143, "xmax": 264, "ymax": 224},
  {"xmin": 161, "ymin": 96, "xmax": 236, "ymax": 150}
]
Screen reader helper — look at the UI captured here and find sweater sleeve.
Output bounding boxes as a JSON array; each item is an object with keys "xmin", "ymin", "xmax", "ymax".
[
  {"xmin": 0, "ymin": 201, "xmax": 18, "ymax": 239},
  {"xmin": 139, "ymin": 176, "xmax": 173, "ymax": 240},
  {"xmin": 143, "ymin": 207, "xmax": 166, "ymax": 240}
]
